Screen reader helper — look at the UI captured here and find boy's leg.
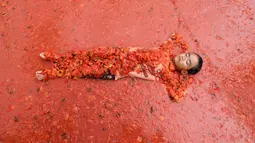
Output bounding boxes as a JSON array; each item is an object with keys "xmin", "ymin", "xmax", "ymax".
[{"xmin": 35, "ymin": 69, "xmax": 59, "ymax": 81}]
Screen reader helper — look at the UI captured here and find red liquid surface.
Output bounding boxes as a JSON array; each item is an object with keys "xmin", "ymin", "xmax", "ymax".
[{"xmin": 0, "ymin": 0, "xmax": 254, "ymax": 142}]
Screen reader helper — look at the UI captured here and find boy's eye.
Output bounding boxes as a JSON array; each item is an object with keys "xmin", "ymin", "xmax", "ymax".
[{"xmin": 186, "ymin": 60, "xmax": 191, "ymax": 65}]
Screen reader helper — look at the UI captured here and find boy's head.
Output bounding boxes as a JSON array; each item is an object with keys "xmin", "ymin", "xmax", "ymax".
[{"xmin": 173, "ymin": 52, "xmax": 203, "ymax": 74}]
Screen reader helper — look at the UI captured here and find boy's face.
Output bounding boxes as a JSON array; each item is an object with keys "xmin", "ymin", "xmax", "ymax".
[{"xmin": 174, "ymin": 53, "xmax": 199, "ymax": 70}]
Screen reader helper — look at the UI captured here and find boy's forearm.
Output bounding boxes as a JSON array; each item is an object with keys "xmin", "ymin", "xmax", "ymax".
[{"xmin": 128, "ymin": 71, "xmax": 156, "ymax": 81}]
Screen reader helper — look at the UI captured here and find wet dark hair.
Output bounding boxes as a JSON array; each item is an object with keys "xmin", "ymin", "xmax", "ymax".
[{"xmin": 187, "ymin": 54, "xmax": 203, "ymax": 74}]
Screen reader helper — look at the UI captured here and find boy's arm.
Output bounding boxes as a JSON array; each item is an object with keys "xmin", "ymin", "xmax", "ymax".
[
  {"xmin": 128, "ymin": 71, "xmax": 156, "ymax": 81},
  {"xmin": 128, "ymin": 64, "xmax": 156, "ymax": 81},
  {"xmin": 111, "ymin": 65, "xmax": 156, "ymax": 81}
]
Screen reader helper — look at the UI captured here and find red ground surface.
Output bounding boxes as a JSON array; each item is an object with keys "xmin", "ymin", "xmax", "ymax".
[{"xmin": 0, "ymin": 0, "xmax": 254, "ymax": 143}]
